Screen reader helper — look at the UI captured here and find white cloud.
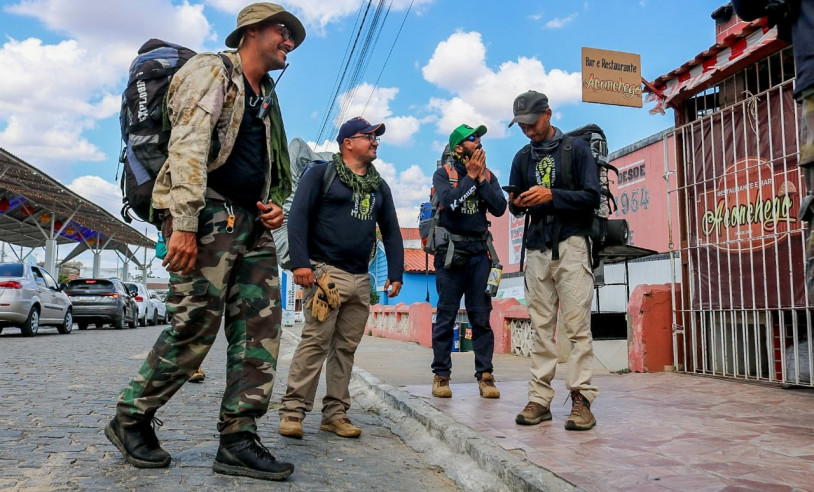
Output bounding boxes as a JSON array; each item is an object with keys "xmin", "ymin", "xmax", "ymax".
[
  {"xmin": 545, "ymin": 13, "xmax": 578, "ymax": 29},
  {"xmin": 0, "ymin": 0, "xmax": 214, "ymax": 169},
  {"xmin": 422, "ymin": 32, "xmax": 582, "ymax": 140},
  {"xmin": 333, "ymin": 83, "xmax": 421, "ymax": 146},
  {"xmin": 67, "ymin": 175, "xmax": 128, "ymax": 225},
  {"xmin": 374, "ymin": 159, "xmax": 432, "ymax": 228}
]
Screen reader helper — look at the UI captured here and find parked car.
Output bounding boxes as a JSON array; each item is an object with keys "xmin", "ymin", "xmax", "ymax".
[
  {"xmin": 124, "ymin": 282, "xmax": 158, "ymax": 326},
  {"xmin": 0, "ymin": 262, "xmax": 74, "ymax": 336},
  {"xmin": 148, "ymin": 289, "xmax": 169, "ymax": 325},
  {"xmin": 65, "ymin": 278, "xmax": 137, "ymax": 330}
]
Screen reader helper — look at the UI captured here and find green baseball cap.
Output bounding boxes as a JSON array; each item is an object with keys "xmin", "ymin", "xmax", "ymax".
[{"xmin": 449, "ymin": 124, "xmax": 487, "ymax": 150}]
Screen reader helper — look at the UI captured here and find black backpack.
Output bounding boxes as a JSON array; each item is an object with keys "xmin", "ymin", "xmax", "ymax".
[
  {"xmin": 118, "ymin": 39, "xmax": 231, "ymax": 226},
  {"xmin": 518, "ymin": 124, "xmax": 628, "ymax": 269}
]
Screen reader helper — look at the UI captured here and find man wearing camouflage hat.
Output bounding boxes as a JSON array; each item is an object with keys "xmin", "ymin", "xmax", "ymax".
[{"xmin": 106, "ymin": 2, "xmax": 305, "ymax": 481}]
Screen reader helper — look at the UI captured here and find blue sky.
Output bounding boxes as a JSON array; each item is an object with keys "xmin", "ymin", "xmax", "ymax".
[{"xmin": 0, "ymin": 0, "xmax": 730, "ymax": 271}]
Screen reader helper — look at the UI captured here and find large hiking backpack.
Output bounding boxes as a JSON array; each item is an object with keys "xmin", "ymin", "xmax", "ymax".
[
  {"xmin": 561, "ymin": 124, "xmax": 628, "ymax": 261},
  {"xmin": 118, "ymin": 39, "xmax": 231, "ymax": 226},
  {"xmin": 517, "ymin": 123, "xmax": 628, "ymax": 270},
  {"xmin": 272, "ymin": 138, "xmax": 336, "ymax": 270}
]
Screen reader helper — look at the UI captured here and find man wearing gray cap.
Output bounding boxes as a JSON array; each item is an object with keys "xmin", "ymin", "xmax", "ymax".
[
  {"xmin": 106, "ymin": 3, "xmax": 305, "ymax": 481},
  {"xmin": 506, "ymin": 91, "xmax": 600, "ymax": 431}
]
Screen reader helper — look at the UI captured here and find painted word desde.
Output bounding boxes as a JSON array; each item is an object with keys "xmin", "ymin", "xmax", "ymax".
[
  {"xmin": 619, "ymin": 164, "xmax": 646, "ymax": 184},
  {"xmin": 583, "ymin": 73, "xmax": 642, "ymax": 99},
  {"xmin": 701, "ymin": 193, "xmax": 795, "ymax": 236}
]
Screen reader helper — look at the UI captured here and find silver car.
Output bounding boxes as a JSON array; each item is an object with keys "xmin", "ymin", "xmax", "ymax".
[
  {"xmin": 124, "ymin": 282, "xmax": 158, "ymax": 326},
  {"xmin": 0, "ymin": 262, "xmax": 74, "ymax": 336}
]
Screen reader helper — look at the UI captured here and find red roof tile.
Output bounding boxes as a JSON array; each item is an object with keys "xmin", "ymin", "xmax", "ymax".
[
  {"xmin": 401, "ymin": 227, "xmax": 421, "ymax": 240},
  {"xmin": 404, "ymin": 248, "xmax": 434, "ymax": 273}
]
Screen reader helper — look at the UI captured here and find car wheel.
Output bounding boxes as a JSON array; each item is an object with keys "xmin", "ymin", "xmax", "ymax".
[
  {"xmin": 57, "ymin": 310, "xmax": 73, "ymax": 334},
  {"xmin": 150, "ymin": 311, "xmax": 157, "ymax": 326},
  {"xmin": 130, "ymin": 310, "xmax": 138, "ymax": 329},
  {"xmin": 78, "ymin": 322, "xmax": 88, "ymax": 330},
  {"xmin": 114, "ymin": 310, "xmax": 125, "ymax": 330},
  {"xmin": 21, "ymin": 307, "xmax": 40, "ymax": 337}
]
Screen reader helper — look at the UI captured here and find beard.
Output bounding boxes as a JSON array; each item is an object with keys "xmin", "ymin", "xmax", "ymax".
[{"xmin": 463, "ymin": 143, "xmax": 482, "ymax": 159}]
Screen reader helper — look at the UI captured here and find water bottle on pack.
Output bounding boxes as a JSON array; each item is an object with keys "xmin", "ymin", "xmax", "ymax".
[{"xmin": 485, "ymin": 263, "xmax": 502, "ymax": 297}]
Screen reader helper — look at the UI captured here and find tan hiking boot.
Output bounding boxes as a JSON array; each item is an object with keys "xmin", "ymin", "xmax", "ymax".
[
  {"xmin": 432, "ymin": 375, "xmax": 452, "ymax": 398},
  {"xmin": 278, "ymin": 416, "xmax": 303, "ymax": 439},
  {"xmin": 565, "ymin": 390, "xmax": 596, "ymax": 431},
  {"xmin": 515, "ymin": 401, "xmax": 552, "ymax": 425},
  {"xmin": 189, "ymin": 367, "xmax": 205, "ymax": 383},
  {"xmin": 320, "ymin": 417, "xmax": 361, "ymax": 438},
  {"xmin": 478, "ymin": 373, "xmax": 500, "ymax": 398}
]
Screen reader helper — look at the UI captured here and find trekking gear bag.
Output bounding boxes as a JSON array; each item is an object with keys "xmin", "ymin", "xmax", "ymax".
[
  {"xmin": 118, "ymin": 39, "xmax": 231, "ymax": 226},
  {"xmin": 517, "ymin": 123, "xmax": 628, "ymax": 270},
  {"xmin": 272, "ymin": 138, "xmax": 336, "ymax": 270}
]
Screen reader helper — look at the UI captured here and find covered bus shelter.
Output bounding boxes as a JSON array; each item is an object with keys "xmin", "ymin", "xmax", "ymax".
[{"xmin": 0, "ymin": 147, "xmax": 154, "ymax": 280}]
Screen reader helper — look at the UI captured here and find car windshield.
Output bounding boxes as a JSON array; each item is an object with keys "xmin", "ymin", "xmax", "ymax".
[
  {"xmin": 0, "ymin": 263, "xmax": 24, "ymax": 277},
  {"xmin": 67, "ymin": 279, "xmax": 115, "ymax": 292}
]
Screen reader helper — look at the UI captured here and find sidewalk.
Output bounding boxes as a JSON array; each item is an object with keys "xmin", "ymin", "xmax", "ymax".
[{"xmin": 351, "ymin": 334, "xmax": 814, "ymax": 491}]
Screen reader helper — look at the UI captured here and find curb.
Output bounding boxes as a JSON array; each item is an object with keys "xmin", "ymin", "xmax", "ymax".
[{"xmin": 350, "ymin": 367, "xmax": 580, "ymax": 492}]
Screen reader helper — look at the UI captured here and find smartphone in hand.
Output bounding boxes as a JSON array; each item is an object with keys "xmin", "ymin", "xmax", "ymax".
[{"xmin": 502, "ymin": 185, "xmax": 521, "ymax": 194}]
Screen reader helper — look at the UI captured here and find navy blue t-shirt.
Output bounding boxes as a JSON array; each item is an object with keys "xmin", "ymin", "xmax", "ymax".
[{"xmin": 288, "ymin": 162, "xmax": 404, "ymax": 282}]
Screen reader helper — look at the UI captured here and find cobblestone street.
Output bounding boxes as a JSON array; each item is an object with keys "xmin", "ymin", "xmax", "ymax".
[{"xmin": 0, "ymin": 323, "xmax": 459, "ymax": 491}]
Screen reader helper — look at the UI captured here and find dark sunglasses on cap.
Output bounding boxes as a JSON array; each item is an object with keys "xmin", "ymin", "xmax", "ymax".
[{"xmin": 463, "ymin": 134, "xmax": 479, "ymax": 142}]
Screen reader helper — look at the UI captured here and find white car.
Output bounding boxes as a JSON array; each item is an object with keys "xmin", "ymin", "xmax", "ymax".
[
  {"xmin": 124, "ymin": 282, "xmax": 158, "ymax": 326},
  {"xmin": 148, "ymin": 289, "xmax": 169, "ymax": 325},
  {"xmin": 0, "ymin": 262, "xmax": 74, "ymax": 336}
]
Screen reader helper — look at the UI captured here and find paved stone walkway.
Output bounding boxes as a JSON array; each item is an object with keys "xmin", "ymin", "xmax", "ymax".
[{"xmin": 0, "ymin": 323, "xmax": 459, "ymax": 491}]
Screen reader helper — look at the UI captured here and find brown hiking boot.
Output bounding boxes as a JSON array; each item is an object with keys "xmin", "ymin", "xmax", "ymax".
[
  {"xmin": 565, "ymin": 390, "xmax": 596, "ymax": 431},
  {"xmin": 320, "ymin": 417, "xmax": 361, "ymax": 438},
  {"xmin": 432, "ymin": 375, "xmax": 452, "ymax": 398},
  {"xmin": 189, "ymin": 367, "xmax": 205, "ymax": 383},
  {"xmin": 515, "ymin": 401, "xmax": 552, "ymax": 425},
  {"xmin": 278, "ymin": 416, "xmax": 303, "ymax": 439},
  {"xmin": 478, "ymin": 373, "xmax": 500, "ymax": 398}
]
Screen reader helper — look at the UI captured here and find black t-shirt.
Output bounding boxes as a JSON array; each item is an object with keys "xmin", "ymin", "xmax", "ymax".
[{"xmin": 208, "ymin": 77, "xmax": 266, "ymax": 210}]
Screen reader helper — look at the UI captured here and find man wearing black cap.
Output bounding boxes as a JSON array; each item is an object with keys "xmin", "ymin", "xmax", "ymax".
[
  {"xmin": 507, "ymin": 91, "xmax": 600, "ymax": 431},
  {"xmin": 429, "ymin": 124, "xmax": 506, "ymax": 399},
  {"xmin": 106, "ymin": 2, "xmax": 305, "ymax": 481},
  {"xmin": 278, "ymin": 116, "xmax": 404, "ymax": 440}
]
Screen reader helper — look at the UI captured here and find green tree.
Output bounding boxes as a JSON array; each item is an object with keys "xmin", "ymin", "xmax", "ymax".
[{"xmin": 370, "ymin": 284, "xmax": 380, "ymax": 305}]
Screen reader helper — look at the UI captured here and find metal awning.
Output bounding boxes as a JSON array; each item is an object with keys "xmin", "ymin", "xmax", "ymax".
[
  {"xmin": 0, "ymin": 147, "xmax": 154, "ymax": 257},
  {"xmin": 644, "ymin": 18, "xmax": 784, "ymax": 114}
]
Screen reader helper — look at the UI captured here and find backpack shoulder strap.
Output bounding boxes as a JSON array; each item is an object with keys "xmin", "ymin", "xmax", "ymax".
[
  {"xmin": 217, "ymin": 53, "xmax": 234, "ymax": 79},
  {"xmin": 560, "ymin": 135, "xmax": 575, "ymax": 191},
  {"xmin": 444, "ymin": 163, "xmax": 458, "ymax": 187},
  {"xmin": 321, "ymin": 161, "xmax": 336, "ymax": 196}
]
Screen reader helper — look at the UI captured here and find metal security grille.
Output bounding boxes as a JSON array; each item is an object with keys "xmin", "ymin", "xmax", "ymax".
[{"xmin": 667, "ymin": 64, "xmax": 813, "ymax": 387}]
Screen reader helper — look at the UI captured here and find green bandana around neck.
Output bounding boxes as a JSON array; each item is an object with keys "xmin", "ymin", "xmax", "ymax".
[{"xmin": 331, "ymin": 152, "xmax": 382, "ymax": 195}]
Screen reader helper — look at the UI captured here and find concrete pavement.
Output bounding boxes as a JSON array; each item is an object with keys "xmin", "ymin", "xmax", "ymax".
[{"xmin": 351, "ymin": 333, "xmax": 814, "ymax": 491}]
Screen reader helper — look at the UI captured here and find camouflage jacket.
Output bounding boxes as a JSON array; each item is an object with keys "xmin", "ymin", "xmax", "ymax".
[{"xmin": 151, "ymin": 50, "xmax": 292, "ymax": 232}]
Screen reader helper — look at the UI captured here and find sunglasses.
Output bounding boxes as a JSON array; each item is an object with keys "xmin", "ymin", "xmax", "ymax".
[
  {"xmin": 464, "ymin": 134, "xmax": 479, "ymax": 142},
  {"xmin": 273, "ymin": 23, "xmax": 294, "ymax": 45},
  {"xmin": 348, "ymin": 134, "xmax": 380, "ymax": 143}
]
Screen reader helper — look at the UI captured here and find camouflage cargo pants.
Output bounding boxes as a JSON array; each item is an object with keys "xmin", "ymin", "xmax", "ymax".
[{"xmin": 116, "ymin": 199, "xmax": 282, "ymax": 435}]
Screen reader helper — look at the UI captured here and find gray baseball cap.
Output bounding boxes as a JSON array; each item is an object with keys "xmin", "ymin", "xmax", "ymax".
[{"xmin": 509, "ymin": 90, "xmax": 549, "ymax": 127}]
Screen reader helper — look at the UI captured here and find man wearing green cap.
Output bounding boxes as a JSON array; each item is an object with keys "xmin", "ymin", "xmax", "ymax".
[
  {"xmin": 429, "ymin": 124, "xmax": 506, "ymax": 399},
  {"xmin": 106, "ymin": 2, "xmax": 305, "ymax": 482}
]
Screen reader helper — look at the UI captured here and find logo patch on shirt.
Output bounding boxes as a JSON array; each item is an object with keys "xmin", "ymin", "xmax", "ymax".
[
  {"xmin": 536, "ymin": 155, "xmax": 555, "ymax": 188},
  {"xmin": 352, "ymin": 192, "xmax": 375, "ymax": 221}
]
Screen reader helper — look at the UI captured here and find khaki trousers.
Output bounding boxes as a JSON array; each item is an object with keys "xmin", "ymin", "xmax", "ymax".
[
  {"xmin": 280, "ymin": 265, "xmax": 371, "ymax": 424},
  {"xmin": 525, "ymin": 235, "xmax": 599, "ymax": 406}
]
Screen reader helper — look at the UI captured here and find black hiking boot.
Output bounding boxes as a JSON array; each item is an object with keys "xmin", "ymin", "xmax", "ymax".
[
  {"xmin": 105, "ymin": 415, "xmax": 171, "ymax": 468},
  {"xmin": 212, "ymin": 432, "xmax": 294, "ymax": 481}
]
